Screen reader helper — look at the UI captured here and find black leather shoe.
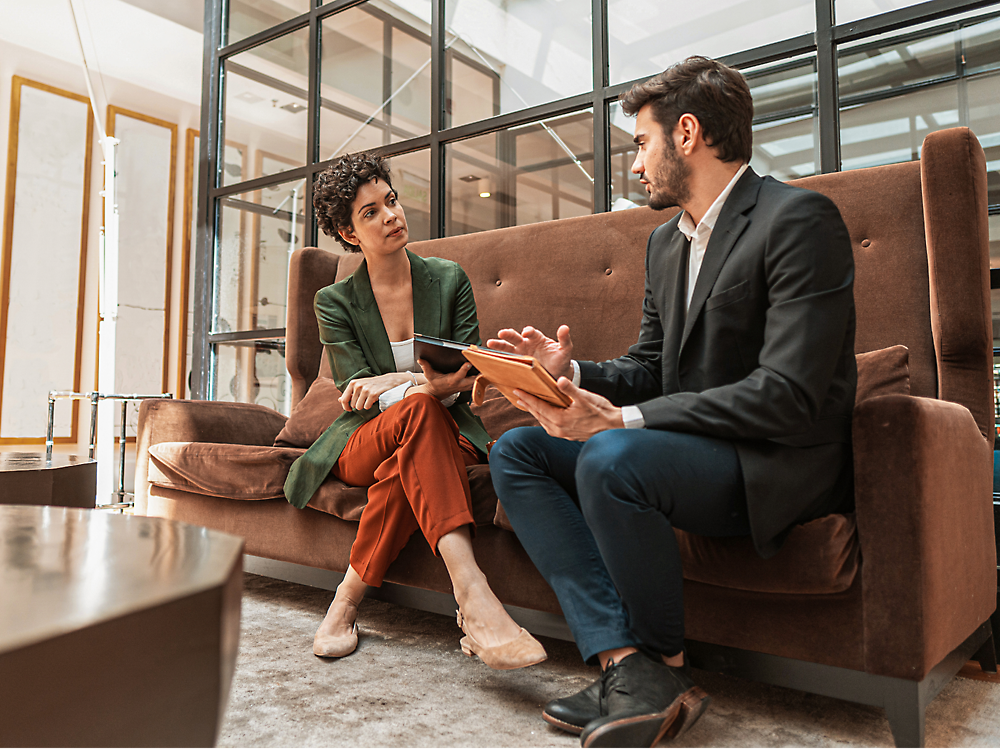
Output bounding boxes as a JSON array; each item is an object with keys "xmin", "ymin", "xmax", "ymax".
[
  {"xmin": 542, "ymin": 678, "xmax": 601, "ymax": 734},
  {"xmin": 579, "ymin": 652, "xmax": 710, "ymax": 748}
]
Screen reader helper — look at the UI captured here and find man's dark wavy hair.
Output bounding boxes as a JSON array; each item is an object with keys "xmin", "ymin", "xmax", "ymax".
[
  {"xmin": 313, "ymin": 152, "xmax": 394, "ymax": 253},
  {"xmin": 620, "ymin": 56, "xmax": 753, "ymax": 164}
]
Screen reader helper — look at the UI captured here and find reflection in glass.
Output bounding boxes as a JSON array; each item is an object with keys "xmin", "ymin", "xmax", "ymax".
[
  {"xmin": 608, "ymin": 0, "xmax": 813, "ymax": 87},
  {"xmin": 608, "ymin": 101, "xmax": 645, "ymax": 211},
  {"xmin": 388, "ymin": 150, "xmax": 432, "ymax": 242},
  {"xmin": 227, "ymin": 0, "xmax": 311, "ymax": 45},
  {"xmin": 223, "ymin": 27, "xmax": 310, "ymax": 184},
  {"xmin": 963, "ymin": 15, "xmax": 1000, "ymax": 75},
  {"xmin": 320, "ymin": 3, "xmax": 432, "ymax": 159},
  {"xmin": 839, "ymin": 81, "xmax": 959, "ymax": 170},
  {"xmin": 968, "ymin": 72, "xmax": 1000, "ymax": 209},
  {"xmin": 839, "ymin": 28, "xmax": 957, "ymax": 100},
  {"xmin": 445, "ymin": 110, "xmax": 594, "ymax": 236},
  {"xmin": 214, "ymin": 178, "xmax": 306, "ymax": 337},
  {"xmin": 214, "ymin": 341, "xmax": 290, "ymax": 415},
  {"xmin": 835, "ymin": 0, "xmax": 923, "ymax": 26},
  {"xmin": 444, "ymin": 0, "xmax": 592, "ymax": 128}
]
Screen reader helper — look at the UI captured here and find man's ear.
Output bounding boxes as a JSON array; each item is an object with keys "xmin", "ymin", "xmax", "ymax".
[
  {"xmin": 676, "ymin": 113, "xmax": 701, "ymax": 156},
  {"xmin": 338, "ymin": 224, "xmax": 359, "ymax": 247}
]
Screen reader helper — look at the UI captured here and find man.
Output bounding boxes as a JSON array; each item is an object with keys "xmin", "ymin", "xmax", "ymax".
[{"xmin": 488, "ymin": 56, "xmax": 855, "ymax": 748}]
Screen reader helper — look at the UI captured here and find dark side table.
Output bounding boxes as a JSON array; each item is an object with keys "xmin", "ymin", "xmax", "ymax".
[
  {"xmin": 0, "ymin": 452, "xmax": 96, "ymax": 508},
  {"xmin": 0, "ymin": 505, "xmax": 244, "ymax": 746}
]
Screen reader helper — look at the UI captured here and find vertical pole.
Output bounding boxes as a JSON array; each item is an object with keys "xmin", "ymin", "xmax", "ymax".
[
  {"xmin": 429, "ymin": 0, "xmax": 444, "ymax": 239},
  {"xmin": 45, "ymin": 394, "xmax": 55, "ymax": 461},
  {"xmin": 96, "ymin": 139, "xmax": 119, "ymax": 506},
  {"xmin": 118, "ymin": 399, "xmax": 127, "ymax": 507},
  {"xmin": 816, "ymin": 0, "xmax": 840, "ymax": 174},
  {"xmin": 592, "ymin": 0, "xmax": 610, "ymax": 214},
  {"xmin": 88, "ymin": 394, "xmax": 98, "ymax": 460}
]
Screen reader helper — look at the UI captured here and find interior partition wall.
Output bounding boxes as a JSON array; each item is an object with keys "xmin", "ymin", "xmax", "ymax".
[{"xmin": 193, "ymin": 0, "xmax": 1000, "ymax": 406}]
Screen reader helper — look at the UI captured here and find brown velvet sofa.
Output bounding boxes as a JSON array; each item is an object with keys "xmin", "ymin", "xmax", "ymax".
[{"xmin": 135, "ymin": 126, "xmax": 996, "ymax": 747}]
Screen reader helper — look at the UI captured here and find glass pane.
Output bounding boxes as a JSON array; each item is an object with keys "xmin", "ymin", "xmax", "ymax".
[
  {"xmin": 748, "ymin": 58, "xmax": 818, "ymax": 180},
  {"xmin": 444, "ymin": 0, "xmax": 592, "ymax": 128},
  {"xmin": 609, "ymin": 0, "xmax": 814, "ymax": 87},
  {"xmin": 609, "ymin": 101, "xmax": 645, "ymax": 211},
  {"xmin": 836, "ymin": 0, "xmax": 923, "ymax": 25},
  {"xmin": 389, "ymin": 150, "xmax": 432, "ymax": 242},
  {"xmin": 214, "ymin": 178, "xmax": 307, "ymax": 335},
  {"xmin": 963, "ymin": 14, "xmax": 1000, "ymax": 76},
  {"xmin": 839, "ymin": 28, "xmax": 957, "ymax": 101},
  {"xmin": 839, "ymin": 81, "xmax": 959, "ymax": 171},
  {"xmin": 213, "ymin": 341, "xmax": 291, "ymax": 415},
  {"xmin": 968, "ymin": 72, "xmax": 1000, "ymax": 209},
  {"xmin": 223, "ymin": 27, "xmax": 310, "ymax": 185},
  {"xmin": 320, "ymin": 3, "xmax": 432, "ymax": 159},
  {"xmin": 445, "ymin": 110, "xmax": 594, "ymax": 236},
  {"xmin": 227, "ymin": 0, "xmax": 311, "ymax": 45}
]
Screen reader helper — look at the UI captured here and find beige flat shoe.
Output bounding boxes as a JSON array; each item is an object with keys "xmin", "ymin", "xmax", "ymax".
[
  {"xmin": 313, "ymin": 621, "xmax": 358, "ymax": 658},
  {"xmin": 457, "ymin": 610, "xmax": 547, "ymax": 670}
]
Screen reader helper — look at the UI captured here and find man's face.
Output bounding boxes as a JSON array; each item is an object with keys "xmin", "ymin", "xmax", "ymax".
[{"xmin": 631, "ymin": 104, "xmax": 690, "ymax": 211}]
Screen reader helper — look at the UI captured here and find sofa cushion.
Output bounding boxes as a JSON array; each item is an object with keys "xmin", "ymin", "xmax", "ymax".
[
  {"xmin": 675, "ymin": 513, "xmax": 859, "ymax": 594},
  {"xmin": 148, "ymin": 442, "xmax": 305, "ymax": 500},
  {"xmin": 274, "ymin": 377, "xmax": 344, "ymax": 448},
  {"xmin": 856, "ymin": 345, "xmax": 910, "ymax": 403}
]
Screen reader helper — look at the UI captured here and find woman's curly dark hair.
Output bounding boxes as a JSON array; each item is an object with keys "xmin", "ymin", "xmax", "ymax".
[{"xmin": 313, "ymin": 152, "xmax": 394, "ymax": 253}]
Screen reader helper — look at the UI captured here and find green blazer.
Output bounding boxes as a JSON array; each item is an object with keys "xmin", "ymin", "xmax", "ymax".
[{"xmin": 283, "ymin": 250, "xmax": 491, "ymax": 509}]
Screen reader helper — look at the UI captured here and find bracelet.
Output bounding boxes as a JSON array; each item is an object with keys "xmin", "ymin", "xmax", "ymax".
[{"xmin": 408, "ymin": 372, "xmax": 418, "ymax": 386}]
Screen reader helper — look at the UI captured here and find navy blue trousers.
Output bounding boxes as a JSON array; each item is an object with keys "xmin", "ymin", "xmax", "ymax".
[{"xmin": 490, "ymin": 426, "xmax": 751, "ymax": 663}]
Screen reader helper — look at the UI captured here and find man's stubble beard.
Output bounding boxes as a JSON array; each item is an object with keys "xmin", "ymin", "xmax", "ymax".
[{"xmin": 647, "ymin": 137, "xmax": 691, "ymax": 212}]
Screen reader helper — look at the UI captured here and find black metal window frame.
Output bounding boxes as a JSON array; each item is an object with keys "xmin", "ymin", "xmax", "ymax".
[{"xmin": 191, "ymin": 0, "xmax": 1000, "ymax": 399}]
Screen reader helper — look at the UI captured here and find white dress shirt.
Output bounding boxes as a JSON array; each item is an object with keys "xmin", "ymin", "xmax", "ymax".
[
  {"xmin": 575, "ymin": 163, "xmax": 750, "ymax": 429},
  {"xmin": 378, "ymin": 339, "xmax": 458, "ymax": 411}
]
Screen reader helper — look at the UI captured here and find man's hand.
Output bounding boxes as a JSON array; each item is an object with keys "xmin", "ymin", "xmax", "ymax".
[
  {"xmin": 514, "ymin": 378, "xmax": 624, "ymax": 441},
  {"xmin": 417, "ymin": 360, "xmax": 477, "ymax": 398},
  {"xmin": 339, "ymin": 372, "xmax": 413, "ymax": 411},
  {"xmin": 487, "ymin": 325, "xmax": 575, "ymax": 380}
]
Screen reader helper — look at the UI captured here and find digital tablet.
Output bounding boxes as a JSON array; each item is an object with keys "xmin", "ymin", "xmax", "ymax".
[{"xmin": 413, "ymin": 334, "xmax": 479, "ymax": 376}]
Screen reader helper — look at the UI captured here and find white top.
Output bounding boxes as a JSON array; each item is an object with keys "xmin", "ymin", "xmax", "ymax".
[
  {"xmin": 378, "ymin": 338, "xmax": 458, "ymax": 411},
  {"xmin": 574, "ymin": 163, "xmax": 750, "ymax": 430}
]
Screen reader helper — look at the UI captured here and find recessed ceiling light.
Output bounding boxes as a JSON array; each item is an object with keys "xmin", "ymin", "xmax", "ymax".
[
  {"xmin": 479, "ymin": 191, "xmax": 491, "ymax": 198},
  {"xmin": 280, "ymin": 102, "xmax": 306, "ymax": 113},
  {"xmin": 459, "ymin": 174, "xmax": 481, "ymax": 182},
  {"xmin": 236, "ymin": 91, "xmax": 264, "ymax": 103}
]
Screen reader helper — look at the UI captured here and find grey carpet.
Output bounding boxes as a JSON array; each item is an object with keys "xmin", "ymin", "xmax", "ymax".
[{"xmin": 218, "ymin": 574, "xmax": 1000, "ymax": 747}]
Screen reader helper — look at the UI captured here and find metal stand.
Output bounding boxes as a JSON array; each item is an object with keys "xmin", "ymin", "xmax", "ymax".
[{"xmin": 46, "ymin": 391, "xmax": 172, "ymax": 510}]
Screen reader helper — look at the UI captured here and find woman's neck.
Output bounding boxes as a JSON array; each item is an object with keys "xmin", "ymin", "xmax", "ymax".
[{"xmin": 364, "ymin": 246, "xmax": 410, "ymax": 286}]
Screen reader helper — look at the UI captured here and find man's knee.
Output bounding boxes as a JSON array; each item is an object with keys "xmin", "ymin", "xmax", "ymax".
[
  {"xmin": 490, "ymin": 426, "xmax": 547, "ymax": 466},
  {"xmin": 576, "ymin": 430, "xmax": 648, "ymax": 519}
]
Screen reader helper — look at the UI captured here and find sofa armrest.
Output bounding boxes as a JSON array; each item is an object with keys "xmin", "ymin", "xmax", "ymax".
[
  {"xmin": 134, "ymin": 399, "xmax": 287, "ymax": 514},
  {"xmin": 854, "ymin": 394, "xmax": 996, "ymax": 680}
]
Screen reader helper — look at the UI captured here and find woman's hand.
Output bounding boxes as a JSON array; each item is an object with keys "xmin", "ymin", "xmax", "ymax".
[
  {"xmin": 339, "ymin": 372, "xmax": 415, "ymax": 411},
  {"xmin": 417, "ymin": 360, "xmax": 477, "ymax": 398},
  {"xmin": 487, "ymin": 324, "xmax": 575, "ymax": 380}
]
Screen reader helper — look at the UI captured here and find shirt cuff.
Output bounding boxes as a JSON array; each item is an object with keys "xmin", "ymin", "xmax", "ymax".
[
  {"xmin": 571, "ymin": 360, "xmax": 581, "ymax": 387},
  {"xmin": 378, "ymin": 381, "xmax": 413, "ymax": 411},
  {"xmin": 621, "ymin": 405, "xmax": 645, "ymax": 429}
]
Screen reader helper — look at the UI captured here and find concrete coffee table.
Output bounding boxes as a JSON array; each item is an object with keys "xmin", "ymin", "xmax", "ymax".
[{"xmin": 0, "ymin": 505, "xmax": 243, "ymax": 746}]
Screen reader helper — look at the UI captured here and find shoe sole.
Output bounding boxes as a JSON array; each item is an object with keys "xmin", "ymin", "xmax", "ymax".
[
  {"xmin": 540, "ymin": 710, "xmax": 585, "ymax": 735},
  {"xmin": 581, "ymin": 687, "xmax": 710, "ymax": 748}
]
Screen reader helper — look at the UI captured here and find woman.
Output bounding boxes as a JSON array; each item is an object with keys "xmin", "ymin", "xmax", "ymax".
[{"xmin": 283, "ymin": 152, "xmax": 546, "ymax": 670}]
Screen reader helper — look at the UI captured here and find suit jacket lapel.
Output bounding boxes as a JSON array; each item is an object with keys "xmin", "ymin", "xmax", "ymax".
[
  {"xmin": 410, "ymin": 250, "xmax": 442, "ymax": 338},
  {"xmin": 348, "ymin": 260, "xmax": 395, "ymax": 375},
  {"xmin": 659, "ymin": 231, "xmax": 689, "ymax": 395},
  {"xmin": 679, "ymin": 169, "xmax": 762, "ymax": 352}
]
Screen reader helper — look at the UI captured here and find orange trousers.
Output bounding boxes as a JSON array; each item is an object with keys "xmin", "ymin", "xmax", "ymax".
[{"xmin": 333, "ymin": 392, "xmax": 482, "ymax": 587}]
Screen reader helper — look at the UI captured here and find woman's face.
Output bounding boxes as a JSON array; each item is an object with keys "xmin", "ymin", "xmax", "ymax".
[{"xmin": 338, "ymin": 178, "xmax": 408, "ymax": 258}]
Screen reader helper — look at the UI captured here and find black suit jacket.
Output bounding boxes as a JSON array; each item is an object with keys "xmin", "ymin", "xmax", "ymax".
[{"xmin": 579, "ymin": 168, "xmax": 856, "ymax": 557}]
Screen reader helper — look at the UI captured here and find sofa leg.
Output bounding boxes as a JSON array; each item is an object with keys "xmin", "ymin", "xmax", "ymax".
[
  {"xmin": 972, "ymin": 629, "xmax": 998, "ymax": 673},
  {"xmin": 883, "ymin": 681, "xmax": 926, "ymax": 748}
]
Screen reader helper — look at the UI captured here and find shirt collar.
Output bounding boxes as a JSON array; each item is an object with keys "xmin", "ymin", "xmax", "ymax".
[{"xmin": 677, "ymin": 162, "xmax": 749, "ymax": 240}]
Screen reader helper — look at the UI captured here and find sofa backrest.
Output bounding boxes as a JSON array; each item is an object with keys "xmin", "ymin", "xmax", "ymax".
[{"xmin": 285, "ymin": 127, "xmax": 992, "ymax": 444}]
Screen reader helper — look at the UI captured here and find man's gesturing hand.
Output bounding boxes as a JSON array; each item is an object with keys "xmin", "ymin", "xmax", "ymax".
[
  {"xmin": 514, "ymin": 377, "xmax": 624, "ymax": 441},
  {"xmin": 487, "ymin": 325, "xmax": 575, "ymax": 380}
]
